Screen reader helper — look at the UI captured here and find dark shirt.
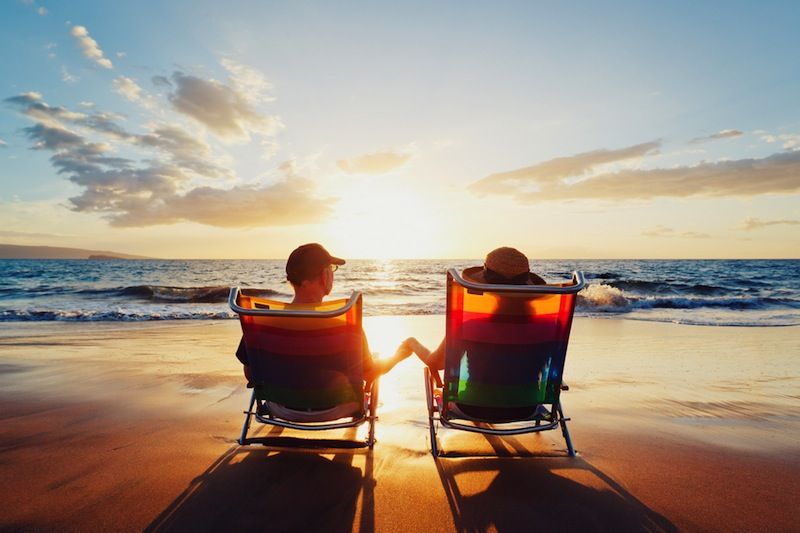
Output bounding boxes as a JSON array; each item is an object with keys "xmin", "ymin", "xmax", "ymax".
[{"xmin": 236, "ymin": 332, "xmax": 375, "ymax": 381}]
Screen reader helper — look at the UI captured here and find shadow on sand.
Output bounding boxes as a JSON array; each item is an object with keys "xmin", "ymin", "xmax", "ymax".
[
  {"xmin": 146, "ymin": 427, "xmax": 374, "ymax": 533},
  {"xmin": 434, "ymin": 433, "xmax": 677, "ymax": 532},
  {"xmin": 148, "ymin": 427, "xmax": 675, "ymax": 532}
]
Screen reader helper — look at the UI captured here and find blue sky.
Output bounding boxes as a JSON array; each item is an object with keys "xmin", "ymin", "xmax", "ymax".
[{"xmin": 1, "ymin": 0, "xmax": 798, "ymax": 258}]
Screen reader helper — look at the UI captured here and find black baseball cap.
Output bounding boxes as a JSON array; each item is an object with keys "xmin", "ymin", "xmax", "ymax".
[{"xmin": 285, "ymin": 243, "xmax": 345, "ymax": 285}]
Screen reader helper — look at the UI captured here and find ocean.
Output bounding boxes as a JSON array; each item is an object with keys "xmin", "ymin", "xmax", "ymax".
[{"xmin": 0, "ymin": 259, "xmax": 798, "ymax": 326}]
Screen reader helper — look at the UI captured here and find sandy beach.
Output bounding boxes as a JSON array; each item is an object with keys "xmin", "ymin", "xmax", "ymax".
[{"xmin": 1, "ymin": 316, "xmax": 799, "ymax": 531}]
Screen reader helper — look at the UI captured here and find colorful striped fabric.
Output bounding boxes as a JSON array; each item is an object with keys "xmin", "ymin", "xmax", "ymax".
[
  {"xmin": 443, "ymin": 273, "xmax": 578, "ymax": 409},
  {"xmin": 237, "ymin": 295, "xmax": 365, "ymax": 410}
]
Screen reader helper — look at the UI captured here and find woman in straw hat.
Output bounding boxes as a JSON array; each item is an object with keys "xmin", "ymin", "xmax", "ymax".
[{"xmin": 402, "ymin": 246, "xmax": 545, "ymax": 370}]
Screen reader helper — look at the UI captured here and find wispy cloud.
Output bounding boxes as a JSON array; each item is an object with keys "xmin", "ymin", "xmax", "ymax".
[
  {"xmin": 337, "ymin": 150, "xmax": 412, "ymax": 174},
  {"xmin": 689, "ymin": 129, "xmax": 743, "ymax": 144},
  {"xmin": 642, "ymin": 225, "xmax": 710, "ymax": 239},
  {"xmin": 151, "ymin": 75, "xmax": 172, "ymax": 88},
  {"xmin": 61, "ymin": 66, "xmax": 78, "ymax": 84},
  {"xmin": 220, "ymin": 58, "xmax": 274, "ymax": 104},
  {"xmin": 4, "ymin": 91, "xmax": 329, "ymax": 228},
  {"xmin": 168, "ymin": 70, "xmax": 281, "ymax": 139},
  {"xmin": 21, "ymin": 0, "xmax": 47, "ymax": 16},
  {"xmin": 44, "ymin": 42, "xmax": 57, "ymax": 59},
  {"xmin": 470, "ymin": 141, "xmax": 660, "ymax": 196},
  {"xmin": 0, "ymin": 230, "xmax": 69, "ymax": 239},
  {"xmin": 70, "ymin": 25, "xmax": 113, "ymax": 69},
  {"xmin": 757, "ymin": 131, "xmax": 800, "ymax": 150},
  {"xmin": 739, "ymin": 217, "xmax": 800, "ymax": 231},
  {"xmin": 472, "ymin": 141, "xmax": 800, "ymax": 202},
  {"xmin": 112, "ymin": 76, "xmax": 155, "ymax": 109},
  {"xmin": 0, "ymin": 139, "xmax": 7, "ymax": 148}
]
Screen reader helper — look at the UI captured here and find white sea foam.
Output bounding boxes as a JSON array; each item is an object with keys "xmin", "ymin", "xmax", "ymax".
[{"xmin": 576, "ymin": 284, "xmax": 630, "ymax": 310}]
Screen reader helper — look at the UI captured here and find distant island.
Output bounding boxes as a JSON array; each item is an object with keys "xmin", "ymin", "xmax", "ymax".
[{"xmin": 0, "ymin": 244, "xmax": 153, "ymax": 260}]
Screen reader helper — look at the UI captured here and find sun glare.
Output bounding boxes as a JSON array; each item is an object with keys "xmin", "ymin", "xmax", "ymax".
[{"xmin": 325, "ymin": 181, "xmax": 443, "ymax": 259}]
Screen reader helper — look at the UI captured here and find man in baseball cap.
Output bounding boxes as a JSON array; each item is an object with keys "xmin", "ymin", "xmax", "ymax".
[
  {"xmin": 285, "ymin": 243, "xmax": 346, "ymax": 304},
  {"xmin": 236, "ymin": 243, "xmax": 413, "ymax": 383}
]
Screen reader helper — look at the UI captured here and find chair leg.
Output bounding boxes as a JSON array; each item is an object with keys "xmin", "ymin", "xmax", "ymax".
[
  {"xmin": 368, "ymin": 378, "xmax": 379, "ymax": 448},
  {"xmin": 424, "ymin": 367, "xmax": 439, "ymax": 457},
  {"xmin": 557, "ymin": 402, "xmax": 576, "ymax": 457},
  {"xmin": 239, "ymin": 389, "xmax": 256, "ymax": 445}
]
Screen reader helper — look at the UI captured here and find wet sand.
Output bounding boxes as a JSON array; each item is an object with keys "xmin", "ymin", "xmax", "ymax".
[{"xmin": 1, "ymin": 317, "xmax": 799, "ymax": 531}]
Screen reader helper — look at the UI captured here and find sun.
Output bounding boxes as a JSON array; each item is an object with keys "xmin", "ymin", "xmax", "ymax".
[{"xmin": 324, "ymin": 180, "xmax": 444, "ymax": 259}]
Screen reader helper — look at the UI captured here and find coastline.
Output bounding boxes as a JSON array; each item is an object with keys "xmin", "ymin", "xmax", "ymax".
[{"xmin": 1, "ymin": 317, "xmax": 799, "ymax": 530}]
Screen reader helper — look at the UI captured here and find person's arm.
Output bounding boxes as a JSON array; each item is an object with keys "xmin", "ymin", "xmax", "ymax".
[
  {"xmin": 235, "ymin": 337, "xmax": 248, "ymax": 364},
  {"xmin": 404, "ymin": 337, "xmax": 445, "ymax": 371},
  {"xmin": 235, "ymin": 337, "xmax": 253, "ymax": 383},
  {"xmin": 367, "ymin": 340, "xmax": 414, "ymax": 378}
]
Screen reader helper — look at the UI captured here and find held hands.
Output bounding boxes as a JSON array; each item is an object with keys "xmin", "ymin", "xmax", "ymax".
[
  {"xmin": 393, "ymin": 338, "xmax": 414, "ymax": 361},
  {"xmin": 399, "ymin": 337, "xmax": 434, "ymax": 366}
]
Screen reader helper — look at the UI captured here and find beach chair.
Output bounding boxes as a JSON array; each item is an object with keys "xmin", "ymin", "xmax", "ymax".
[
  {"xmin": 229, "ymin": 288, "xmax": 378, "ymax": 448},
  {"xmin": 424, "ymin": 268, "xmax": 585, "ymax": 457}
]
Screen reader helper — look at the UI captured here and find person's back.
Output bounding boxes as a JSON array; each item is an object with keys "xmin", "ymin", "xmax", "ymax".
[
  {"xmin": 402, "ymin": 247, "xmax": 547, "ymax": 420},
  {"xmin": 235, "ymin": 243, "xmax": 413, "ymax": 385}
]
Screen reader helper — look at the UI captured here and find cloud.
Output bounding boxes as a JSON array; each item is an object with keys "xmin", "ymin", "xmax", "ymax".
[
  {"xmin": 337, "ymin": 150, "xmax": 412, "ymax": 174},
  {"xmin": 44, "ymin": 42, "xmax": 56, "ymax": 59},
  {"xmin": 61, "ymin": 66, "xmax": 78, "ymax": 84},
  {"xmin": 642, "ymin": 225, "xmax": 710, "ymax": 239},
  {"xmin": 136, "ymin": 125, "xmax": 232, "ymax": 179},
  {"xmin": 134, "ymin": 177, "xmax": 333, "ymax": 228},
  {"xmin": 6, "ymin": 95, "xmax": 88, "ymax": 127},
  {"xmin": 758, "ymin": 131, "xmax": 800, "ymax": 150},
  {"xmin": 739, "ymin": 217, "xmax": 800, "ymax": 231},
  {"xmin": 220, "ymin": 58, "xmax": 274, "ymax": 104},
  {"xmin": 112, "ymin": 76, "xmax": 142, "ymax": 101},
  {"xmin": 112, "ymin": 76, "xmax": 155, "ymax": 109},
  {"xmin": 472, "ymin": 142, "xmax": 800, "ymax": 202},
  {"xmin": 5, "ymin": 92, "xmax": 329, "ymax": 228},
  {"xmin": 0, "ymin": 139, "xmax": 7, "ymax": 148},
  {"xmin": 70, "ymin": 25, "xmax": 113, "ymax": 69},
  {"xmin": 151, "ymin": 75, "xmax": 172, "ymax": 88},
  {"xmin": 37, "ymin": 6, "xmax": 47, "ymax": 15},
  {"xmin": 0, "ymin": 230, "xmax": 72, "ymax": 240},
  {"xmin": 168, "ymin": 71, "xmax": 280, "ymax": 139},
  {"xmin": 6, "ymin": 91, "xmax": 42, "ymax": 105},
  {"xmin": 22, "ymin": 123, "xmax": 85, "ymax": 151},
  {"xmin": 470, "ymin": 141, "xmax": 661, "ymax": 196},
  {"xmin": 689, "ymin": 129, "xmax": 743, "ymax": 144}
]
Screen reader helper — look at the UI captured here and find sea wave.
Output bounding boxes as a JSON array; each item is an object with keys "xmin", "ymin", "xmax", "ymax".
[
  {"xmin": 1, "ymin": 259, "xmax": 798, "ymax": 326},
  {"xmin": 0, "ymin": 308, "xmax": 236, "ymax": 322},
  {"xmin": 575, "ymin": 283, "xmax": 799, "ymax": 312},
  {"xmin": 112, "ymin": 285, "xmax": 286, "ymax": 303}
]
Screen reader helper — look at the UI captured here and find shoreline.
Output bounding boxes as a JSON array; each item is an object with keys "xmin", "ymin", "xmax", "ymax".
[{"xmin": 1, "ymin": 316, "xmax": 799, "ymax": 530}]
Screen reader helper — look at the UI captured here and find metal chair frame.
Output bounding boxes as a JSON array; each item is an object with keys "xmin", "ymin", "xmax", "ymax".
[
  {"xmin": 425, "ymin": 270, "xmax": 585, "ymax": 457},
  {"xmin": 230, "ymin": 287, "xmax": 379, "ymax": 448}
]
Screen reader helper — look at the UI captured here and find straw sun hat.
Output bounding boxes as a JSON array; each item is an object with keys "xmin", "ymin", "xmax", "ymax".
[{"xmin": 463, "ymin": 247, "xmax": 546, "ymax": 285}]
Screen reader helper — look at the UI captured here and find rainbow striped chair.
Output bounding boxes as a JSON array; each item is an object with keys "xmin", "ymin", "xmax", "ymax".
[
  {"xmin": 424, "ymin": 268, "xmax": 585, "ymax": 456},
  {"xmin": 229, "ymin": 288, "xmax": 378, "ymax": 448}
]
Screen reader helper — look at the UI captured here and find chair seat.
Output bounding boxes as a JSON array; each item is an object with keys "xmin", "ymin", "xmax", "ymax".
[
  {"xmin": 446, "ymin": 402, "xmax": 552, "ymax": 423},
  {"xmin": 263, "ymin": 401, "xmax": 362, "ymax": 423}
]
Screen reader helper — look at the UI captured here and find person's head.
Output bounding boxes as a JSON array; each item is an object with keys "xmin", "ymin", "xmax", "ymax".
[
  {"xmin": 286, "ymin": 243, "xmax": 345, "ymax": 300},
  {"xmin": 463, "ymin": 246, "xmax": 545, "ymax": 285}
]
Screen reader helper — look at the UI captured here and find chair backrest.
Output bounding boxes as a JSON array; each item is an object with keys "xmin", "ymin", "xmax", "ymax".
[
  {"xmin": 443, "ymin": 269, "xmax": 585, "ymax": 409},
  {"xmin": 230, "ymin": 289, "xmax": 365, "ymax": 410}
]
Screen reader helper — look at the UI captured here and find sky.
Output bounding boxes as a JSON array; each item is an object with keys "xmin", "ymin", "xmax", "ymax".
[{"xmin": 0, "ymin": 0, "xmax": 798, "ymax": 259}]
